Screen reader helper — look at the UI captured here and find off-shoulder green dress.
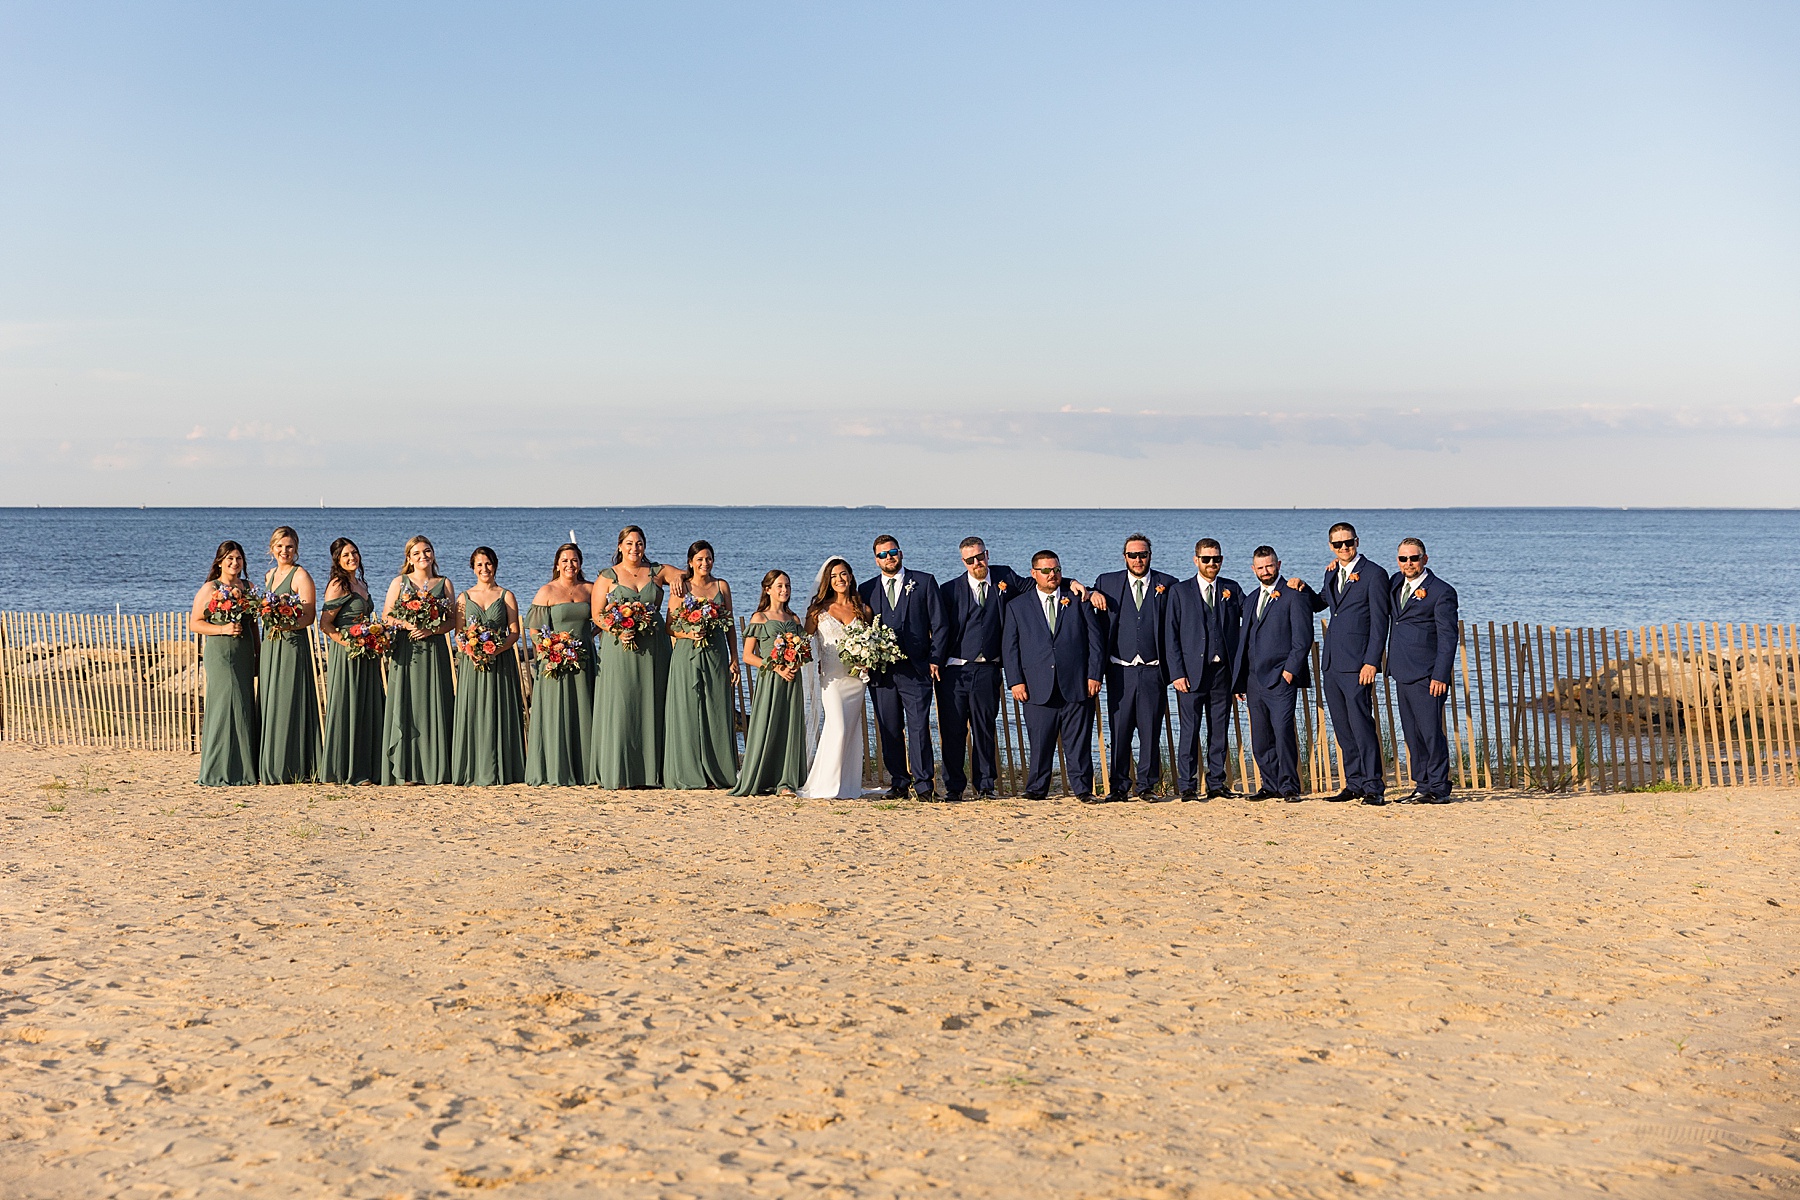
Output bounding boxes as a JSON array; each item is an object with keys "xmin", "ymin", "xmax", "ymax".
[
  {"xmin": 321, "ymin": 589, "xmax": 385, "ymax": 784},
  {"xmin": 589, "ymin": 566, "xmax": 672, "ymax": 789},
  {"xmin": 525, "ymin": 600, "xmax": 595, "ymax": 786},
  {"xmin": 382, "ymin": 577, "xmax": 455, "ymax": 785},
  {"xmin": 452, "ymin": 591, "xmax": 526, "ymax": 786},
  {"xmin": 198, "ymin": 582, "xmax": 260, "ymax": 787},
  {"xmin": 663, "ymin": 596, "xmax": 738, "ymax": 790},
  {"xmin": 258, "ymin": 565, "xmax": 319, "ymax": 784},
  {"xmin": 729, "ymin": 616, "xmax": 809, "ymax": 796}
]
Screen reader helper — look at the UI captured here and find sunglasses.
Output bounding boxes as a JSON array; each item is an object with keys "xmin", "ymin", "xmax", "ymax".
[
  {"xmin": 1032, "ymin": 566, "xmax": 1059, "ymax": 574},
  {"xmin": 1196, "ymin": 555, "xmax": 1222, "ymax": 565},
  {"xmin": 875, "ymin": 548, "xmax": 901, "ymax": 559},
  {"xmin": 1396, "ymin": 554, "xmax": 1423, "ymax": 563},
  {"xmin": 1124, "ymin": 551, "xmax": 1150, "ymax": 560},
  {"xmin": 1330, "ymin": 538, "xmax": 1358, "ymax": 550},
  {"xmin": 962, "ymin": 552, "xmax": 988, "ymax": 565}
]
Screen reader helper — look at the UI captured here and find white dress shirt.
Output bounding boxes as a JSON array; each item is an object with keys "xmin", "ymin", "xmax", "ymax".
[
  {"xmin": 947, "ymin": 570, "xmax": 993, "ymax": 666},
  {"xmin": 1334, "ymin": 555, "xmax": 1363, "ymax": 596},
  {"xmin": 1398, "ymin": 571, "xmax": 1425, "ymax": 607},
  {"xmin": 879, "ymin": 569, "xmax": 906, "ymax": 610}
]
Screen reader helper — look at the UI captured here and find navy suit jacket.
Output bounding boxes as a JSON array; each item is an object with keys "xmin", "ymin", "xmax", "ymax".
[
  {"xmin": 1385, "ymin": 570, "xmax": 1459, "ymax": 685},
  {"xmin": 1093, "ymin": 569, "xmax": 1179, "ymax": 670},
  {"xmin": 859, "ymin": 569, "xmax": 949, "ymax": 672},
  {"xmin": 938, "ymin": 566, "xmax": 1030, "ymax": 663},
  {"xmin": 1002, "ymin": 588, "xmax": 1102, "ymax": 704},
  {"xmin": 1163, "ymin": 575, "xmax": 1245, "ymax": 685},
  {"xmin": 1234, "ymin": 583, "xmax": 1315, "ymax": 692},
  {"xmin": 1302, "ymin": 558, "xmax": 1391, "ymax": 674}
]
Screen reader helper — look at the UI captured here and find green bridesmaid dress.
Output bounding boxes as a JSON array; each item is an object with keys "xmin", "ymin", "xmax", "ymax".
[
  {"xmin": 321, "ymin": 590, "xmax": 385, "ymax": 784},
  {"xmin": 729, "ymin": 616, "xmax": 809, "ymax": 796},
  {"xmin": 382, "ymin": 577, "xmax": 455, "ymax": 785},
  {"xmin": 258, "ymin": 565, "xmax": 320, "ymax": 784},
  {"xmin": 663, "ymin": 604, "xmax": 739, "ymax": 790},
  {"xmin": 589, "ymin": 566, "xmax": 672, "ymax": 789},
  {"xmin": 524, "ymin": 601, "xmax": 596, "ymax": 786},
  {"xmin": 199, "ymin": 583, "xmax": 261, "ymax": 787},
  {"xmin": 452, "ymin": 591, "xmax": 526, "ymax": 786}
]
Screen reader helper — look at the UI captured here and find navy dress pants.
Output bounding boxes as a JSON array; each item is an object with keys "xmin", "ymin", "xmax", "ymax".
[
  {"xmin": 1103, "ymin": 663, "xmax": 1166, "ymax": 796},
  {"xmin": 870, "ymin": 662, "xmax": 935, "ymax": 791},
  {"xmin": 1396, "ymin": 679, "xmax": 1451, "ymax": 797},
  {"xmin": 937, "ymin": 661, "xmax": 1002, "ymax": 796},
  {"xmin": 1322, "ymin": 670, "xmax": 1385, "ymax": 797},
  {"xmin": 1245, "ymin": 680, "xmax": 1300, "ymax": 797},
  {"xmin": 1022, "ymin": 693, "xmax": 1094, "ymax": 798},
  {"xmin": 1174, "ymin": 663, "xmax": 1234, "ymax": 794}
]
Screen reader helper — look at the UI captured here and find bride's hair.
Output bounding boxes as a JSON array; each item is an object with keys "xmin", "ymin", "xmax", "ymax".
[
  {"xmin": 805, "ymin": 557, "xmax": 871, "ymax": 633},
  {"xmin": 752, "ymin": 570, "xmax": 791, "ymax": 617}
]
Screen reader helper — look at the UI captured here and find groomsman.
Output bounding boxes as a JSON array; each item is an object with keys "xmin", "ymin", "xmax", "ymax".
[
  {"xmin": 1292, "ymin": 522, "xmax": 1392, "ymax": 805},
  {"xmin": 1386, "ymin": 538, "xmax": 1460, "ymax": 803},
  {"xmin": 1163, "ymin": 538, "xmax": 1244, "ymax": 800},
  {"xmin": 1093, "ymin": 534, "xmax": 1179, "ymax": 801},
  {"xmin": 860, "ymin": 535, "xmax": 948, "ymax": 800},
  {"xmin": 1002, "ymin": 551, "xmax": 1103, "ymax": 801},
  {"xmin": 937, "ymin": 537, "xmax": 1030, "ymax": 802},
  {"xmin": 1234, "ymin": 546, "xmax": 1313, "ymax": 801}
]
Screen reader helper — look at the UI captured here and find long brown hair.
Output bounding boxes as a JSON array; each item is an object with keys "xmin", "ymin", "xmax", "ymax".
[
  {"xmin": 550, "ymin": 542, "xmax": 586, "ymax": 582},
  {"xmin": 399, "ymin": 534, "xmax": 440, "ymax": 579},
  {"xmin": 752, "ymin": 569, "xmax": 791, "ymax": 617},
  {"xmin": 612, "ymin": 524, "xmax": 646, "ymax": 567},
  {"xmin": 327, "ymin": 537, "xmax": 363, "ymax": 595},
  {"xmin": 805, "ymin": 557, "xmax": 870, "ymax": 633},
  {"xmin": 207, "ymin": 540, "xmax": 246, "ymax": 583}
]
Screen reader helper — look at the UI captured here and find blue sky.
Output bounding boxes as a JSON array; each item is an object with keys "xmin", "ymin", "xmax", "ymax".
[{"xmin": 2, "ymin": 2, "xmax": 1797, "ymax": 505}]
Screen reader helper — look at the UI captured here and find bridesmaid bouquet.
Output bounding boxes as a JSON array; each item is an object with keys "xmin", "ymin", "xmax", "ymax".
[
  {"xmin": 259, "ymin": 590, "xmax": 307, "ymax": 637},
  {"xmin": 531, "ymin": 629, "xmax": 587, "ymax": 678},
  {"xmin": 667, "ymin": 594, "xmax": 731, "ymax": 644},
  {"xmin": 204, "ymin": 584, "xmax": 258, "ymax": 630},
  {"xmin": 761, "ymin": 631, "xmax": 813, "ymax": 676},
  {"xmin": 837, "ymin": 617, "xmax": 904, "ymax": 680},
  {"xmin": 342, "ymin": 619, "xmax": 393, "ymax": 661},
  {"xmin": 460, "ymin": 623, "xmax": 504, "ymax": 672},
  {"xmin": 388, "ymin": 588, "xmax": 453, "ymax": 635},
  {"xmin": 601, "ymin": 599, "xmax": 658, "ymax": 651}
]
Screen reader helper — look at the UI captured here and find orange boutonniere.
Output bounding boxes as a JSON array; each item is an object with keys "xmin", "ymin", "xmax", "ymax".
[
  {"xmin": 1414, "ymin": 587, "xmax": 1426, "ymax": 600},
  {"xmin": 996, "ymin": 581, "xmax": 1007, "ymax": 592},
  {"xmin": 1221, "ymin": 589, "xmax": 1232, "ymax": 600},
  {"xmin": 1348, "ymin": 573, "xmax": 1360, "ymax": 582},
  {"xmin": 1270, "ymin": 589, "xmax": 1281, "ymax": 599},
  {"xmin": 1154, "ymin": 583, "xmax": 1165, "ymax": 595},
  {"xmin": 1059, "ymin": 596, "xmax": 1071, "ymax": 607}
]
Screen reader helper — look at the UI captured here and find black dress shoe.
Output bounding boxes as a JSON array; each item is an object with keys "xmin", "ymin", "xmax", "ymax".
[
  {"xmin": 1360, "ymin": 793, "xmax": 1388, "ymax": 806},
  {"xmin": 1179, "ymin": 790, "xmax": 1200, "ymax": 802},
  {"xmin": 1076, "ymin": 793, "xmax": 1101, "ymax": 804},
  {"xmin": 1325, "ymin": 787, "xmax": 1358, "ymax": 803},
  {"xmin": 884, "ymin": 786, "xmax": 908, "ymax": 800},
  {"xmin": 1208, "ymin": 788, "xmax": 1239, "ymax": 799},
  {"xmin": 1023, "ymin": 792, "xmax": 1047, "ymax": 801},
  {"xmin": 1138, "ymin": 790, "xmax": 1171, "ymax": 803},
  {"xmin": 913, "ymin": 787, "xmax": 936, "ymax": 802},
  {"xmin": 941, "ymin": 792, "xmax": 963, "ymax": 803},
  {"xmin": 1282, "ymin": 793, "xmax": 1304, "ymax": 803},
  {"xmin": 1421, "ymin": 792, "xmax": 1452, "ymax": 804},
  {"xmin": 1104, "ymin": 791, "xmax": 1130, "ymax": 804},
  {"xmin": 1246, "ymin": 787, "xmax": 1276, "ymax": 801},
  {"xmin": 977, "ymin": 789, "xmax": 997, "ymax": 800}
]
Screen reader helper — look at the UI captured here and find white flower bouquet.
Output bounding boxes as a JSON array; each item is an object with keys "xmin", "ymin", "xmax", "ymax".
[{"xmin": 837, "ymin": 617, "xmax": 904, "ymax": 680}]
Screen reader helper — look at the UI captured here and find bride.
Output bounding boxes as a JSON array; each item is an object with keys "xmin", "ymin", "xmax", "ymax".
[{"xmin": 800, "ymin": 557, "xmax": 871, "ymax": 799}]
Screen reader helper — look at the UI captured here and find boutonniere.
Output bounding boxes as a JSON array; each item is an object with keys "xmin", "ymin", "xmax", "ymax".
[
  {"xmin": 1270, "ymin": 589, "xmax": 1281, "ymax": 599},
  {"xmin": 1348, "ymin": 573, "xmax": 1360, "ymax": 583},
  {"xmin": 1414, "ymin": 587, "xmax": 1425, "ymax": 600},
  {"xmin": 1059, "ymin": 596, "xmax": 1071, "ymax": 607},
  {"xmin": 1154, "ymin": 583, "xmax": 1166, "ymax": 595},
  {"xmin": 903, "ymin": 579, "xmax": 915, "ymax": 596},
  {"xmin": 996, "ymin": 580, "xmax": 1007, "ymax": 592},
  {"xmin": 1221, "ymin": 589, "xmax": 1232, "ymax": 600}
]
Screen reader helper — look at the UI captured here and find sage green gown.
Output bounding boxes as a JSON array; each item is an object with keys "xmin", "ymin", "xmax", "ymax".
[
  {"xmin": 321, "ymin": 590, "xmax": 385, "ymax": 784},
  {"xmin": 525, "ymin": 601, "xmax": 595, "ymax": 786},
  {"xmin": 589, "ymin": 566, "xmax": 672, "ymax": 789},
  {"xmin": 382, "ymin": 577, "xmax": 455, "ymax": 785},
  {"xmin": 258, "ymin": 565, "xmax": 320, "ymax": 784},
  {"xmin": 729, "ymin": 617, "xmax": 809, "ymax": 796},
  {"xmin": 198, "ymin": 583, "xmax": 260, "ymax": 787},
  {"xmin": 452, "ymin": 592, "xmax": 526, "ymax": 785},
  {"xmin": 663, "ymin": 600, "xmax": 739, "ymax": 790}
]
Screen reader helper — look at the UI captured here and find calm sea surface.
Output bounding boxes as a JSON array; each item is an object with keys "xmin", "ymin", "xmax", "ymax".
[{"xmin": 2, "ymin": 507, "xmax": 1795, "ymax": 627}]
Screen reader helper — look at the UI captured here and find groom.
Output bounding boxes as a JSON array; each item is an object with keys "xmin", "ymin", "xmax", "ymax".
[{"xmin": 860, "ymin": 535, "xmax": 949, "ymax": 799}]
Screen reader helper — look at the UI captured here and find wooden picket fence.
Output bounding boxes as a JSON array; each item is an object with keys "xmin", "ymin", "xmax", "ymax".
[{"xmin": 3, "ymin": 611, "xmax": 1796, "ymax": 795}]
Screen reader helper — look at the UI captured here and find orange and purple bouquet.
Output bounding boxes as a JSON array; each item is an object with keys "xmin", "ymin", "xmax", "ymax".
[
  {"xmin": 668, "ymin": 593, "xmax": 730, "ymax": 644},
  {"xmin": 761, "ymin": 631, "xmax": 813, "ymax": 676},
  {"xmin": 388, "ymin": 587, "xmax": 453, "ymax": 635},
  {"xmin": 342, "ymin": 618, "xmax": 393, "ymax": 661},
  {"xmin": 531, "ymin": 629, "xmax": 587, "ymax": 678},
  {"xmin": 205, "ymin": 583, "xmax": 258, "ymax": 630},
  {"xmin": 460, "ymin": 623, "xmax": 504, "ymax": 671},
  {"xmin": 259, "ymin": 590, "xmax": 306, "ymax": 636},
  {"xmin": 601, "ymin": 599, "xmax": 657, "ymax": 651}
]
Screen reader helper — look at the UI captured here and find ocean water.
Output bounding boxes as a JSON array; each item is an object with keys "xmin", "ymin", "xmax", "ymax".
[{"xmin": 2, "ymin": 507, "xmax": 1796, "ymax": 628}]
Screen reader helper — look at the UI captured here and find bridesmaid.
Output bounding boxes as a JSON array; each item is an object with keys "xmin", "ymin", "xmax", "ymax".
[
  {"xmin": 382, "ymin": 535, "xmax": 456, "ymax": 785},
  {"xmin": 258, "ymin": 525, "xmax": 320, "ymax": 784},
  {"xmin": 188, "ymin": 540, "xmax": 260, "ymax": 786},
  {"xmin": 319, "ymin": 538, "xmax": 385, "ymax": 784},
  {"xmin": 525, "ymin": 542, "xmax": 596, "ymax": 786},
  {"xmin": 663, "ymin": 540, "xmax": 739, "ymax": 790},
  {"xmin": 452, "ymin": 546, "xmax": 526, "ymax": 785},
  {"xmin": 588, "ymin": 525, "xmax": 689, "ymax": 789},
  {"xmin": 729, "ymin": 570, "xmax": 809, "ymax": 797}
]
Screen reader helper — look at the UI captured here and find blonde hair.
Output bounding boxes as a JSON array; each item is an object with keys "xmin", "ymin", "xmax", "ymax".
[
  {"xmin": 269, "ymin": 525, "xmax": 300, "ymax": 555},
  {"xmin": 400, "ymin": 535, "xmax": 439, "ymax": 577}
]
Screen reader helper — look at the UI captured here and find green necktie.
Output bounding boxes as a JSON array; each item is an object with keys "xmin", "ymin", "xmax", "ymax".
[
  {"xmin": 1257, "ymin": 589, "xmax": 1271, "ymax": 621},
  {"xmin": 1133, "ymin": 577, "xmax": 1145, "ymax": 610},
  {"xmin": 1044, "ymin": 594, "xmax": 1057, "ymax": 632},
  {"xmin": 1202, "ymin": 582, "xmax": 1214, "ymax": 609},
  {"xmin": 886, "ymin": 576, "xmax": 898, "ymax": 609},
  {"xmin": 977, "ymin": 580, "xmax": 988, "ymax": 608}
]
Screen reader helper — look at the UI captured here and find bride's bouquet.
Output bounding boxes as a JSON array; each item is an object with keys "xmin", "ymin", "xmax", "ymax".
[
  {"xmin": 761, "ymin": 631, "xmax": 813, "ymax": 676},
  {"xmin": 600, "ymin": 599, "xmax": 658, "ymax": 651},
  {"xmin": 667, "ymin": 593, "xmax": 731, "ymax": 645},
  {"xmin": 837, "ymin": 617, "xmax": 903, "ymax": 680}
]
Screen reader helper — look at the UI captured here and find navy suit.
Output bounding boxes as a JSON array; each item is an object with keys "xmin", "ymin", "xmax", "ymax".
[
  {"xmin": 936, "ymin": 566, "xmax": 1030, "ymax": 797},
  {"xmin": 1300, "ymin": 558, "xmax": 1392, "ymax": 798},
  {"xmin": 859, "ymin": 569, "xmax": 949, "ymax": 793},
  {"xmin": 1093, "ymin": 569, "xmax": 1179, "ymax": 796},
  {"xmin": 1163, "ymin": 574, "xmax": 1244, "ymax": 795},
  {"xmin": 1002, "ymin": 588, "xmax": 1103, "ymax": 798},
  {"xmin": 1386, "ymin": 569, "xmax": 1460, "ymax": 798},
  {"xmin": 1234, "ymin": 583, "xmax": 1314, "ymax": 797}
]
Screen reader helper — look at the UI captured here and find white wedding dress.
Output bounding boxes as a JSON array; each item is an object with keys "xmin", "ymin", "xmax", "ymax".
[{"xmin": 801, "ymin": 613, "xmax": 867, "ymax": 798}]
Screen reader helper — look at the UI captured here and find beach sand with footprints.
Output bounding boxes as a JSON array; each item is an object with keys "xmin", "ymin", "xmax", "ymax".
[{"xmin": 1, "ymin": 743, "xmax": 1796, "ymax": 1199}]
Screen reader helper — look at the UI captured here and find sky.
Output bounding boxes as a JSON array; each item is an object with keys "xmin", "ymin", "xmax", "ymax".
[{"xmin": 2, "ymin": 1, "xmax": 1797, "ymax": 507}]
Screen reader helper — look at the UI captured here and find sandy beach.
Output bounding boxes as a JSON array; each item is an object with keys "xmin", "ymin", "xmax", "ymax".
[{"xmin": 1, "ymin": 744, "xmax": 1795, "ymax": 1199}]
